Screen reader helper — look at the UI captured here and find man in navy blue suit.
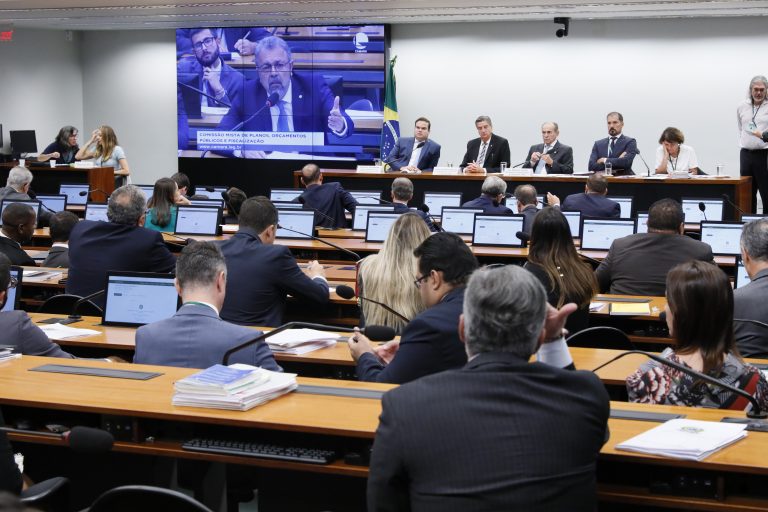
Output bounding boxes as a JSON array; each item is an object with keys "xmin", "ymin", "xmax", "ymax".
[
  {"xmin": 390, "ymin": 177, "xmax": 437, "ymax": 232},
  {"xmin": 462, "ymin": 175, "xmax": 513, "ymax": 214},
  {"xmin": 385, "ymin": 117, "xmax": 441, "ymax": 173},
  {"xmin": 588, "ymin": 112, "xmax": 638, "ymax": 175},
  {"xmin": 514, "ymin": 184, "xmax": 540, "ymax": 235},
  {"xmin": 67, "ymin": 185, "xmax": 176, "ymax": 307},
  {"xmin": 348, "ymin": 232, "xmax": 479, "ymax": 384},
  {"xmin": 547, "ymin": 174, "xmax": 621, "ymax": 218},
  {"xmin": 219, "ymin": 196, "xmax": 329, "ymax": 327},
  {"xmin": 297, "ymin": 164, "xmax": 358, "ymax": 228},
  {"xmin": 135, "ymin": 241, "xmax": 281, "ymax": 370},
  {"xmin": 460, "ymin": 115, "xmax": 511, "ymax": 174}
]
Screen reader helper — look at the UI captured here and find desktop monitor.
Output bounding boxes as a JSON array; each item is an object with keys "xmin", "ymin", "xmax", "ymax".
[
  {"xmin": 0, "ymin": 200, "xmax": 41, "ymax": 225},
  {"xmin": 275, "ymin": 209, "xmax": 315, "ymax": 239},
  {"xmin": 174, "ymin": 205, "xmax": 222, "ymax": 236},
  {"xmin": 134, "ymin": 184, "xmax": 155, "ymax": 202},
  {"xmin": 189, "ymin": 198, "xmax": 225, "ymax": 209},
  {"xmin": 606, "ymin": 196, "xmax": 633, "ymax": 218},
  {"xmin": 101, "ymin": 271, "xmax": 179, "ymax": 327},
  {"xmin": 9, "ymin": 130, "xmax": 36, "ymax": 157},
  {"xmin": 562, "ymin": 210, "xmax": 581, "ymax": 238},
  {"xmin": 440, "ymin": 207, "xmax": 484, "ymax": 235},
  {"xmin": 635, "ymin": 212, "xmax": 649, "ymax": 234},
  {"xmin": 270, "ymin": 188, "xmax": 302, "ymax": 203},
  {"xmin": 365, "ymin": 212, "xmax": 401, "ymax": 243},
  {"xmin": 0, "ymin": 266, "xmax": 22, "ymax": 313},
  {"xmin": 423, "ymin": 191, "xmax": 462, "ymax": 217},
  {"xmin": 579, "ymin": 218, "xmax": 636, "ymax": 251},
  {"xmin": 682, "ymin": 198, "xmax": 724, "ymax": 223},
  {"xmin": 85, "ymin": 203, "xmax": 109, "ymax": 222},
  {"xmin": 700, "ymin": 221, "xmax": 743, "ymax": 256},
  {"xmin": 741, "ymin": 214, "xmax": 766, "ymax": 224},
  {"xmin": 735, "ymin": 255, "xmax": 751, "ymax": 289},
  {"xmin": 35, "ymin": 194, "xmax": 67, "ymax": 213},
  {"xmin": 349, "ymin": 190, "xmax": 382, "ymax": 205},
  {"xmin": 59, "ymin": 183, "xmax": 90, "ymax": 206},
  {"xmin": 195, "ymin": 186, "xmax": 227, "ymax": 200},
  {"xmin": 352, "ymin": 205, "xmax": 395, "ymax": 230},
  {"xmin": 471, "ymin": 214, "xmax": 525, "ymax": 247}
]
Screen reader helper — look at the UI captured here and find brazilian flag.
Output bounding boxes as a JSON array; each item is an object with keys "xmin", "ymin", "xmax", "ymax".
[{"xmin": 380, "ymin": 55, "xmax": 399, "ymax": 164}]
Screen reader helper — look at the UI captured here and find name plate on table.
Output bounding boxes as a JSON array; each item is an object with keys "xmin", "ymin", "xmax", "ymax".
[
  {"xmin": 503, "ymin": 169, "xmax": 534, "ymax": 177},
  {"xmin": 668, "ymin": 171, "xmax": 691, "ymax": 179},
  {"xmin": 356, "ymin": 165, "xmax": 383, "ymax": 174},
  {"xmin": 432, "ymin": 167, "xmax": 461, "ymax": 175},
  {"xmin": 73, "ymin": 162, "xmax": 94, "ymax": 168}
]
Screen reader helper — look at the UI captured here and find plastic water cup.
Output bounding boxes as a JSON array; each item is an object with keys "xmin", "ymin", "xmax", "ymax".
[
  {"xmin": 716, "ymin": 163, "xmax": 724, "ymax": 176},
  {"xmin": 50, "ymin": 160, "xmax": 56, "ymax": 168},
  {"xmin": 500, "ymin": 162, "xmax": 508, "ymax": 173},
  {"xmin": 604, "ymin": 162, "xmax": 613, "ymax": 176},
  {"xmin": 18, "ymin": 158, "xmax": 25, "ymax": 167}
]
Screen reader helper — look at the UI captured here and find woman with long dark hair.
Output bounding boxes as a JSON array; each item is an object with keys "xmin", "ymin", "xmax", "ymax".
[{"xmin": 145, "ymin": 178, "xmax": 189, "ymax": 231}]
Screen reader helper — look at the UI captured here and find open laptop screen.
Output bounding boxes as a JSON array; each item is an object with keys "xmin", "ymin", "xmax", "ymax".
[
  {"xmin": 472, "ymin": 214, "xmax": 525, "ymax": 247},
  {"xmin": 606, "ymin": 196, "xmax": 633, "ymax": 218},
  {"xmin": 276, "ymin": 209, "xmax": 315, "ymax": 239},
  {"xmin": 741, "ymin": 214, "xmax": 766, "ymax": 224},
  {"xmin": 441, "ymin": 207, "xmax": 484, "ymax": 235},
  {"xmin": 580, "ymin": 218, "xmax": 635, "ymax": 251},
  {"xmin": 0, "ymin": 266, "xmax": 22, "ymax": 313},
  {"xmin": 189, "ymin": 198, "xmax": 225, "ymax": 209},
  {"xmin": 0, "ymin": 200, "xmax": 41, "ymax": 224},
  {"xmin": 353, "ymin": 205, "xmax": 395, "ymax": 230},
  {"xmin": 174, "ymin": 205, "xmax": 222, "ymax": 236},
  {"xmin": 562, "ymin": 210, "xmax": 581, "ymax": 238},
  {"xmin": 59, "ymin": 183, "xmax": 90, "ymax": 205},
  {"xmin": 134, "ymin": 185, "xmax": 155, "ymax": 203},
  {"xmin": 423, "ymin": 192, "xmax": 462, "ymax": 217},
  {"xmin": 102, "ymin": 272, "xmax": 179, "ymax": 327},
  {"xmin": 195, "ymin": 186, "xmax": 227, "ymax": 200},
  {"xmin": 700, "ymin": 221, "xmax": 742, "ymax": 255},
  {"xmin": 270, "ymin": 188, "xmax": 302, "ymax": 203},
  {"xmin": 682, "ymin": 198, "xmax": 724, "ymax": 223},
  {"xmin": 349, "ymin": 190, "xmax": 381, "ymax": 205},
  {"xmin": 35, "ymin": 194, "xmax": 67, "ymax": 213},
  {"xmin": 365, "ymin": 212, "xmax": 401, "ymax": 243},
  {"xmin": 635, "ymin": 212, "xmax": 649, "ymax": 234},
  {"xmin": 735, "ymin": 256, "xmax": 751, "ymax": 289},
  {"xmin": 85, "ymin": 203, "xmax": 109, "ymax": 222}
]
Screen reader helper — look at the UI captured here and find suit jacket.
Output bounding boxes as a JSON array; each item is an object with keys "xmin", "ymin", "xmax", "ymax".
[
  {"xmin": 459, "ymin": 134, "xmax": 511, "ymax": 173},
  {"xmin": 734, "ymin": 268, "xmax": 768, "ymax": 358},
  {"xmin": 356, "ymin": 287, "xmax": 467, "ymax": 384},
  {"xmin": 461, "ymin": 195, "xmax": 512, "ymax": 215},
  {"xmin": 367, "ymin": 351, "xmax": 610, "ymax": 512},
  {"xmin": 0, "ymin": 408, "xmax": 22, "ymax": 494},
  {"xmin": 135, "ymin": 303, "xmax": 281, "ymax": 370},
  {"xmin": 522, "ymin": 141, "xmax": 574, "ymax": 174},
  {"xmin": 66, "ymin": 220, "xmax": 176, "ymax": 307},
  {"xmin": 0, "ymin": 310, "xmax": 75, "ymax": 358},
  {"xmin": 219, "ymin": 228, "xmax": 330, "ymax": 327},
  {"xmin": 42, "ymin": 245, "xmax": 69, "ymax": 268},
  {"xmin": 298, "ymin": 182, "xmax": 357, "ymax": 229},
  {"xmin": 561, "ymin": 193, "xmax": 621, "ymax": 219},
  {"xmin": 588, "ymin": 134, "xmax": 637, "ymax": 174},
  {"xmin": 520, "ymin": 204, "xmax": 538, "ymax": 235},
  {"xmin": 177, "ymin": 56, "xmax": 244, "ymax": 116},
  {"xmin": 595, "ymin": 232, "xmax": 714, "ymax": 295},
  {"xmin": 0, "ymin": 187, "xmax": 30, "ymax": 202},
  {"xmin": 392, "ymin": 202, "xmax": 436, "ymax": 232},
  {"xmin": 0, "ymin": 236, "xmax": 35, "ymax": 266},
  {"xmin": 386, "ymin": 137, "xmax": 441, "ymax": 172}
]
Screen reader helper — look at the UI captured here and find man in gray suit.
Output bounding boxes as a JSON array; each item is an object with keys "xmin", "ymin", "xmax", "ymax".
[
  {"xmin": 595, "ymin": 198, "xmax": 714, "ymax": 296},
  {"xmin": 134, "ymin": 241, "xmax": 281, "ymax": 370},
  {"xmin": 734, "ymin": 218, "xmax": 768, "ymax": 357},
  {"xmin": 522, "ymin": 121, "xmax": 574, "ymax": 174},
  {"xmin": 0, "ymin": 166, "xmax": 33, "ymax": 202}
]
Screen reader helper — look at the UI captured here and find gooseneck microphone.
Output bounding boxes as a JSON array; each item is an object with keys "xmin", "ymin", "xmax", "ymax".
[
  {"xmin": 722, "ymin": 194, "xmax": 749, "ymax": 217},
  {"xmin": 177, "ymin": 81, "xmax": 233, "ymax": 109},
  {"xmin": 26, "ymin": 191, "xmax": 56, "ymax": 214},
  {"xmin": 230, "ymin": 92, "xmax": 280, "ymax": 132},
  {"xmin": 277, "ymin": 224, "xmax": 360, "ymax": 261},
  {"xmin": 297, "ymin": 196, "xmax": 336, "ymax": 229},
  {"xmin": 516, "ymin": 231, "xmax": 530, "ymax": 245},
  {"xmin": 0, "ymin": 425, "xmax": 114, "ymax": 453},
  {"xmin": 79, "ymin": 188, "xmax": 110, "ymax": 201},
  {"xmin": 335, "ymin": 284, "xmax": 410, "ymax": 323},
  {"xmin": 635, "ymin": 148, "xmax": 652, "ymax": 177},
  {"xmin": 40, "ymin": 289, "xmax": 106, "ymax": 325},
  {"xmin": 698, "ymin": 201, "xmax": 708, "ymax": 221},
  {"xmin": 417, "ymin": 204, "xmax": 444, "ymax": 232}
]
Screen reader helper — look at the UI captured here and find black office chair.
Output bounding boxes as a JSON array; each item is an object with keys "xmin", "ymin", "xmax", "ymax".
[
  {"xmin": 734, "ymin": 318, "xmax": 768, "ymax": 359},
  {"xmin": 88, "ymin": 485, "xmax": 214, "ymax": 512},
  {"xmin": 566, "ymin": 326, "xmax": 636, "ymax": 350},
  {"xmin": 37, "ymin": 294, "xmax": 103, "ymax": 317},
  {"xmin": 20, "ymin": 477, "xmax": 70, "ymax": 512}
]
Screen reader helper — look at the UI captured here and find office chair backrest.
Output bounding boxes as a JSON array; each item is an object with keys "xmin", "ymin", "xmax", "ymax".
[
  {"xmin": 565, "ymin": 326, "xmax": 636, "ymax": 350},
  {"xmin": 89, "ymin": 485, "xmax": 214, "ymax": 512}
]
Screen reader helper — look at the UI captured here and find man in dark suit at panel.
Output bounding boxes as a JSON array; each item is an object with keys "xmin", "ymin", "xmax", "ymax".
[
  {"xmin": 66, "ymin": 185, "xmax": 176, "ymax": 307},
  {"xmin": 42, "ymin": 211, "xmax": 78, "ymax": 268},
  {"xmin": 297, "ymin": 163, "xmax": 357, "ymax": 228},
  {"xmin": 385, "ymin": 117, "xmax": 441, "ymax": 173},
  {"xmin": 459, "ymin": 115, "xmax": 511, "ymax": 174},
  {"xmin": 348, "ymin": 232, "xmax": 478, "ymax": 384},
  {"xmin": 219, "ymin": 196, "xmax": 329, "ymax": 327},
  {"xmin": 734, "ymin": 218, "xmax": 768, "ymax": 357},
  {"xmin": 367, "ymin": 265, "xmax": 610, "ymax": 511},
  {"xmin": 548, "ymin": 174, "xmax": 621, "ymax": 219},
  {"xmin": 522, "ymin": 121, "xmax": 574, "ymax": 174},
  {"xmin": 462, "ymin": 175, "xmax": 512, "ymax": 214},
  {"xmin": 135, "ymin": 241, "xmax": 281, "ymax": 370},
  {"xmin": 390, "ymin": 177, "xmax": 436, "ymax": 232},
  {"xmin": 595, "ymin": 198, "xmax": 714, "ymax": 296},
  {"xmin": 0, "ymin": 204, "xmax": 36, "ymax": 267},
  {"xmin": 588, "ymin": 111, "xmax": 637, "ymax": 175},
  {"xmin": 514, "ymin": 184, "xmax": 539, "ymax": 235}
]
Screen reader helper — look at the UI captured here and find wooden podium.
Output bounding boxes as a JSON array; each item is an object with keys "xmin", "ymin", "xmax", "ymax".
[{"xmin": 0, "ymin": 162, "xmax": 115, "ymax": 202}]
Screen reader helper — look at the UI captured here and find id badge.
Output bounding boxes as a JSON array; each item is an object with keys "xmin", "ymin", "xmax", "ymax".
[{"xmin": 748, "ymin": 122, "xmax": 757, "ymax": 131}]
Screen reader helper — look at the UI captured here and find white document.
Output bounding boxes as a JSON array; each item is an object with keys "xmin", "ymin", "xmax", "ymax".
[
  {"xmin": 38, "ymin": 323, "xmax": 100, "ymax": 339},
  {"xmin": 266, "ymin": 328, "xmax": 341, "ymax": 348}
]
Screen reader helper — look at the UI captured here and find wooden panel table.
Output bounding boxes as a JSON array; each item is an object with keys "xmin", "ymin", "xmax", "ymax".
[{"xmin": 0, "ymin": 162, "xmax": 115, "ymax": 202}]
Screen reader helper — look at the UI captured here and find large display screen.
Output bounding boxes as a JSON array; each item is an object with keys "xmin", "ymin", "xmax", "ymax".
[{"xmin": 176, "ymin": 25, "xmax": 386, "ymax": 161}]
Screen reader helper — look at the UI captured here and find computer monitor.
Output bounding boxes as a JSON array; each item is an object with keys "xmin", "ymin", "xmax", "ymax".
[
  {"xmin": 579, "ymin": 218, "xmax": 635, "ymax": 251},
  {"xmin": 85, "ymin": 203, "xmax": 109, "ymax": 222},
  {"xmin": 101, "ymin": 271, "xmax": 179, "ymax": 327},
  {"xmin": 735, "ymin": 255, "xmax": 751, "ymax": 289},
  {"xmin": 174, "ymin": 205, "xmax": 222, "ymax": 236},
  {"xmin": 270, "ymin": 188, "xmax": 302, "ymax": 203},
  {"xmin": 635, "ymin": 212, "xmax": 649, "ymax": 234},
  {"xmin": 682, "ymin": 198, "xmax": 724, "ymax": 223},
  {"xmin": 189, "ymin": 198, "xmax": 225, "ymax": 209},
  {"xmin": 134, "ymin": 184, "xmax": 155, "ymax": 202},
  {"xmin": 349, "ymin": 190, "xmax": 382, "ymax": 205},
  {"xmin": 9, "ymin": 130, "xmax": 36, "ymax": 157},
  {"xmin": 275, "ymin": 209, "xmax": 315, "ymax": 239},
  {"xmin": 471, "ymin": 214, "xmax": 525, "ymax": 247},
  {"xmin": 423, "ymin": 191, "xmax": 462, "ymax": 217},
  {"xmin": 741, "ymin": 214, "xmax": 766, "ymax": 224},
  {"xmin": 352, "ymin": 205, "xmax": 395, "ymax": 230},
  {"xmin": 59, "ymin": 183, "xmax": 90, "ymax": 206},
  {"xmin": 365, "ymin": 212, "xmax": 401, "ymax": 243},
  {"xmin": 562, "ymin": 210, "xmax": 581, "ymax": 238},
  {"xmin": 271, "ymin": 201, "xmax": 304, "ymax": 210},
  {"xmin": 606, "ymin": 196, "xmax": 633, "ymax": 218},
  {"xmin": 0, "ymin": 200, "xmax": 41, "ymax": 225},
  {"xmin": 35, "ymin": 194, "xmax": 67, "ymax": 213},
  {"xmin": 0, "ymin": 266, "xmax": 22, "ymax": 313},
  {"xmin": 440, "ymin": 207, "xmax": 484, "ymax": 235},
  {"xmin": 700, "ymin": 221, "xmax": 743, "ymax": 256},
  {"xmin": 195, "ymin": 186, "xmax": 227, "ymax": 200}
]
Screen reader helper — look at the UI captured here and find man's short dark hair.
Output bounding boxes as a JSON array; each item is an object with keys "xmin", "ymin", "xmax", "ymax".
[
  {"xmin": 176, "ymin": 241, "xmax": 226, "ymax": 290},
  {"xmin": 0, "ymin": 253, "xmax": 11, "ymax": 291},
  {"xmin": 741, "ymin": 218, "xmax": 768, "ymax": 262},
  {"xmin": 171, "ymin": 172, "xmax": 192, "ymax": 195},
  {"xmin": 586, "ymin": 174, "xmax": 608, "ymax": 194},
  {"xmin": 49, "ymin": 211, "xmax": 79, "ymax": 243},
  {"xmin": 606, "ymin": 111, "xmax": 624, "ymax": 122},
  {"xmin": 239, "ymin": 196, "xmax": 278, "ymax": 233},
  {"xmin": 415, "ymin": 117, "xmax": 431, "ymax": 130},
  {"xmin": 226, "ymin": 187, "xmax": 247, "ymax": 216},
  {"xmin": 414, "ymin": 232, "xmax": 478, "ymax": 286},
  {"xmin": 514, "ymin": 184, "xmax": 537, "ymax": 206},
  {"xmin": 301, "ymin": 163, "xmax": 322, "ymax": 185},
  {"xmin": 1, "ymin": 203, "xmax": 35, "ymax": 229},
  {"xmin": 647, "ymin": 198, "xmax": 684, "ymax": 232},
  {"xmin": 107, "ymin": 185, "xmax": 146, "ymax": 225},
  {"xmin": 391, "ymin": 177, "xmax": 414, "ymax": 201}
]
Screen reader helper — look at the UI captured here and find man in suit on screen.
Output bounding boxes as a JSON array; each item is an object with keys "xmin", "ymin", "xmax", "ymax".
[
  {"xmin": 588, "ymin": 111, "xmax": 637, "ymax": 175},
  {"xmin": 522, "ymin": 121, "xmax": 574, "ymax": 174},
  {"xmin": 459, "ymin": 115, "xmax": 511, "ymax": 173},
  {"xmin": 385, "ymin": 117, "xmax": 441, "ymax": 173}
]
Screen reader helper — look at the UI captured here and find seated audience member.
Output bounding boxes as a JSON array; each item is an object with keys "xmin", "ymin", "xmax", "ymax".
[
  {"xmin": 37, "ymin": 125, "xmax": 80, "ymax": 164},
  {"xmin": 66, "ymin": 185, "xmax": 176, "ymax": 306},
  {"xmin": 655, "ymin": 127, "xmax": 699, "ymax": 174},
  {"xmin": 367, "ymin": 265, "xmax": 609, "ymax": 511},
  {"xmin": 627, "ymin": 260, "xmax": 768, "ymax": 409},
  {"xmin": 547, "ymin": 174, "xmax": 620, "ymax": 218},
  {"xmin": 522, "ymin": 121, "xmax": 574, "ymax": 174},
  {"xmin": 42, "ymin": 211, "xmax": 79, "ymax": 268},
  {"xmin": 171, "ymin": 171, "xmax": 193, "ymax": 198},
  {"xmin": 0, "ymin": 204, "xmax": 36, "ymax": 266},
  {"xmin": 348, "ymin": 232, "xmax": 478, "ymax": 384},
  {"xmin": 357, "ymin": 213, "xmax": 431, "ymax": 332},
  {"xmin": 390, "ymin": 177, "xmax": 436, "ymax": 231},
  {"xmin": 0, "ymin": 167, "xmax": 34, "ymax": 202},
  {"xmin": 514, "ymin": 184, "xmax": 539, "ymax": 234},
  {"xmin": 595, "ymin": 198, "xmax": 714, "ymax": 296},
  {"xmin": 135, "ymin": 242, "xmax": 281, "ymax": 370},
  {"xmin": 525, "ymin": 207, "xmax": 598, "ymax": 334},
  {"xmin": 219, "ymin": 197, "xmax": 329, "ymax": 327},
  {"xmin": 0, "ymin": 254, "xmax": 74, "ymax": 358},
  {"xmin": 145, "ymin": 177, "xmax": 190, "ymax": 232},
  {"xmin": 734, "ymin": 218, "xmax": 768, "ymax": 358},
  {"xmin": 297, "ymin": 164, "xmax": 357, "ymax": 228},
  {"xmin": 0, "ymin": 408, "xmax": 22, "ymax": 494},
  {"xmin": 462, "ymin": 175, "xmax": 512, "ymax": 214},
  {"xmin": 223, "ymin": 187, "xmax": 247, "ymax": 224}
]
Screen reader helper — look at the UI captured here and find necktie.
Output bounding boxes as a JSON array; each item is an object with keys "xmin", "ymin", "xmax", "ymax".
[
  {"xmin": 535, "ymin": 145, "xmax": 550, "ymax": 174},
  {"xmin": 277, "ymin": 101, "xmax": 290, "ymax": 132},
  {"xmin": 416, "ymin": 142, "xmax": 425, "ymax": 149},
  {"xmin": 608, "ymin": 137, "xmax": 617, "ymax": 157},
  {"xmin": 478, "ymin": 142, "xmax": 488, "ymax": 166}
]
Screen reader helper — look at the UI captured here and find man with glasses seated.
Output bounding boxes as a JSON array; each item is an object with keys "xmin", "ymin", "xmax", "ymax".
[{"xmin": 348, "ymin": 232, "xmax": 479, "ymax": 384}]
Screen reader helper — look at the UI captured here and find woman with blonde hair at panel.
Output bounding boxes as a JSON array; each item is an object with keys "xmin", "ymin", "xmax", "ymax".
[{"xmin": 76, "ymin": 125, "xmax": 131, "ymax": 184}]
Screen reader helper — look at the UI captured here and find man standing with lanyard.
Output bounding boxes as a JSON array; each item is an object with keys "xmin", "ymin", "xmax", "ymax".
[{"xmin": 738, "ymin": 75, "xmax": 768, "ymax": 213}]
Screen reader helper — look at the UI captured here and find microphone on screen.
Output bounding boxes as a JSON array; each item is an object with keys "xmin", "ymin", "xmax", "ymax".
[
  {"xmin": 177, "ymin": 81, "xmax": 233, "ymax": 109},
  {"xmin": 336, "ymin": 284, "xmax": 410, "ymax": 323},
  {"xmin": 698, "ymin": 202, "xmax": 708, "ymax": 221},
  {"xmin": 229, "ymin": 92, "xmax": 281, "ymax": 132}
]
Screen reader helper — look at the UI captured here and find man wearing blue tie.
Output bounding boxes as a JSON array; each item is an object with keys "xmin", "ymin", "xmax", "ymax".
[
  {"xmin": 588, "ymin": 112, "xmax": 638, "ymax": 175},
  {"xmin": 385, "ymin": 117, "xmax": 441, "ymax": 173}
]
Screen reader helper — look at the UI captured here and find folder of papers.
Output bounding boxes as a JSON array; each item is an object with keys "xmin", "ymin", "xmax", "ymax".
[
  {"xmin": 265, "ymin": 328, "xmax": 341, "ymax": 355},
  {"xmin": 610, "ymin": 302, "xmax": 651, "ymax": 316}
]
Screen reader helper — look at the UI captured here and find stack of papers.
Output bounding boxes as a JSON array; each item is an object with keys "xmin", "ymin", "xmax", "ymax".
[
  {"xmin": 610, "ymin": 302, "xmax": 651, "ymax": 316},
  {"xmin": 38, "ymin": 323, "xmax": 100, "ymax": 339},
  {"xmin": 173, "ymin": 364, "xmax": 297, "ymax": 411},
  {"xmin": 0, "ymin": 348, "xmax": 20, "ymax": 363},
  {"xmin": 266, "ymin": 328, "xmax": 340, "ymax": 355},
  {"xmin": 616, "ymin": 419, "xmax": 748, "ymax": 461}
]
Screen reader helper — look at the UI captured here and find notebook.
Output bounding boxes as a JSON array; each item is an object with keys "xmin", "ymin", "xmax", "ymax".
[
  {"xmin": 423, "ymin": 191, "xmax": 462, "ymax": 218},
  {"xmin": 440, "ymin": 207, "xmax": 484, "ymax": 235},
  {"xmin": 682, "ymin": 197, "xmax": 725, "ymax": 223},
  {"xmin": 471, "ymin": 214, "xmax": 525, "ymax": 247},
  {"xmin": 35, "ymin": 194, "xmax": 67, "ymax": 213},
  {"xmin": 579, "ymin": 218, "xmax": 635, "ymax": 251},
  {"xmin": 101, "ymin": 271, "xmax": 179, "ymax": 327},
  {"xmin": 174, "ymin": 205, "xmax": 222, "ymax": 236},
  {"xmin": 365, "ymin": 212, "xmax": 401, "ymax": 242},
  {"xmin": 84, "ymin": 203, "xmax": 109, "ymax": 222},
  {"xmin": 352, "ymin": 205, "xmax": 395, "ymax": 230},
  {"xmin": 275, "ymin": 209, "xmax": 315, "ymax": 239},
  {"xmin": 59, "ymin": 183, "xmax": 90, "ymax": 205},
  {"xmin": 0, "ymin": 266, "xmax": 22, "ymax": 313},
  {"xmin": 606, "ymin": 196, "xmax": 633, "ymax": 218},
  {"xmin": 699, "ymin": 221, "xmax": 743, "ymax": 256},
  {"xmin": 270, "ymin": 188, "xmax": 302, "ymax": 202}
]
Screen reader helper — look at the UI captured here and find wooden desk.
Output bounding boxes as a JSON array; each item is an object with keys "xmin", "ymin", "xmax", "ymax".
[{"xmin": 1, "ymin": 163, "xmax": 115, "ymax": 203}]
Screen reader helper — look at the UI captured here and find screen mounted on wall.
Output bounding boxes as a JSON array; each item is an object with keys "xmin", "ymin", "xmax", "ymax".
[{"xmin": 176, "ymin": 25, "xmax": 386, "ymax": 162}]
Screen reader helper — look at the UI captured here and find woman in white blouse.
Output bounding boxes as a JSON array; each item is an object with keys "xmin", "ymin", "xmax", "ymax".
[{"xmin": 654, "ymin": 127, "xmax": 699, "ymax": 175}]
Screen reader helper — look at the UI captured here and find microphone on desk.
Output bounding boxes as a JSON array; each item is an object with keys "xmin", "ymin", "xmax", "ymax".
[
  {"xmin": 39, "ymin": 289, "xmax": 106, "ymax": 325},
  {"xmin": 722, "ymin": 194, "xmax": 749, "ymax": 217},
  {"xmin": 0, "ymin": 425, "xmax": 115, "ymax": 452},
  {"xmin": 590, "ymin": 349, "xmax": 768, "ymax": 420},
  {"xmin": 335, "ymin": 285, "xmax": 410, "ymax": 324},
  {"xmin": 417, "ymin": 204, "xmax": 444, "ymax": 232},
  {"xmin": 177, "ymin": 81, "xmax": 233, "ymax": 109},
  {"xmin": 635, "ymin": 148, "xmax": 652, "ymax": 177},
  {"xmin": 229, "ymin": 92, "xmax": 280, "ymax": 132},
  {"xmin": 698, "ymin": 201, "xmax": 708, "ymax": 221},
  {"xmin": 277, "ymin": 224, "xmax": 361, "ymax": 261},
  {"xmin": 297, "ymin": 196, "xmax": 337, "ymax": 229},
  {"xmin": 26, "ymin": 191, "xmax": 56, "ymax": 214},
  {"xmin": 516, "ymin": 231, "xmax": 530, "ymax": 246},
  {"xmin": 79, "ymin": 188, "xmax": 110, "ymax": 201},
  {"xmin": 512, "ymin": 161, "xmax": 527, "ymax": 168},
  {"xmin": 222, "ymin": 321, "xmax": 395, "ymax": 365},
  {"xmin": 162, "ymin": 232, "xmax": 195, "ymax": 248}
]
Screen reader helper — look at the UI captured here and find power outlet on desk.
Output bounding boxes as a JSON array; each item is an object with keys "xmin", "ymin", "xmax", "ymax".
[
  {"xmin": 650, "ymin": 474, "xmax": 718, "ymax": 499},
  {"xmin": 101, "ymin": 415, "xmax": 140, "ymax": 442}
]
